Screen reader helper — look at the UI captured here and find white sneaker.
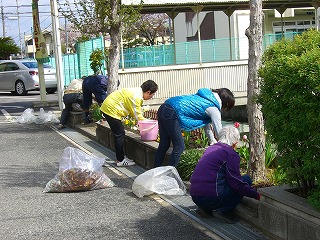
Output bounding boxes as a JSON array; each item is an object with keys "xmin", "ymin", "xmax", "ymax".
[
  {"xmin": 116, "ymin": 158, "xmax": 136, "ymax": 167},
  {"xmin": 124, "ymin": 156, "xmax": 134, "ymax": 162}
]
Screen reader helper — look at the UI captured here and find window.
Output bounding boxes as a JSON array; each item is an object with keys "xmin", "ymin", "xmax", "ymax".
[{"xmin": 5, "ymin": 63, "xmax": 19, "ymax": 71}]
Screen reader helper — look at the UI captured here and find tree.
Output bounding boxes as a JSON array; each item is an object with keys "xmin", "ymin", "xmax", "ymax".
[
  {"xmin": 59, "ymin": 0, "xmax": 141, "ymax": 94},
  {"xmin": 258, "ymin": 29, "xmax": 320, "ymax": 201},
  {"xmin": 59, "ymin": 23, "xmax": 82, "ymax": 53},
  {"xmin": 245, "ymin": 0, "xmax": 266, "ymax": 182},
  {"xmin": 0, "ymin": 37, "xmax": 20, "ymax": 60},
  {"xmin": 125, "ymin": 13, "xmax": 171, "ymax": 47}
]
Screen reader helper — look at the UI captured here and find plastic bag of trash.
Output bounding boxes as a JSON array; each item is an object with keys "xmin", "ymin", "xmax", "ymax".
[
  {"xmin": 14, "ymin": 108, "xmax": 59, "ymax": 124},
  {"xmin": 36, "ymin": 108, "xmax": 59, "ymax": 124},
  {"xmin": 132, "ymin": 166, "xmax": 186, "ymax": 198},
  {"xmin": 44, "ymin": 147, "xmax": 114, "ymax": 193},
  {"xmin": 15, "ymin": 108, "xmax": 37, "ymax": 124}
]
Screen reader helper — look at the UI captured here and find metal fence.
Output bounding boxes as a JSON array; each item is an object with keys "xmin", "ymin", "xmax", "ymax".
[{"xmin": 49, "ymin": 32, "xmax": 300, "ymax": 87}]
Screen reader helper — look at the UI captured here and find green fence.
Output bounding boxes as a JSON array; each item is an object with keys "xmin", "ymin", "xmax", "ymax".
[{"xmin": 49, "ymin": 32, "xmax": 300, "ymax": 87}]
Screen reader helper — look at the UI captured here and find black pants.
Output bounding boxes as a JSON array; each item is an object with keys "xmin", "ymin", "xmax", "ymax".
[
  {"xmin": 60, "ymin": 93, "xmax": 82, "ymax": 125},
  {"xmin": 103, "ymin": 113, "xmax": 125, "ymax": 162}
]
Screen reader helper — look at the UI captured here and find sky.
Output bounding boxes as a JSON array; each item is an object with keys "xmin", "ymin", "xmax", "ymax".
[{"xmin": 1, "ymin": 0, "xmax": 67, "ymax": 47}]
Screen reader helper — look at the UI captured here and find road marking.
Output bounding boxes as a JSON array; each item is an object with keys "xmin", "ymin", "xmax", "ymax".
[
  {"xmin": 1, "ymin": 109, "xmax": 14, "ymax": 121},
  {"xmin": 0, "ymin": 105, "xmax": 25, "ymax": 109}
]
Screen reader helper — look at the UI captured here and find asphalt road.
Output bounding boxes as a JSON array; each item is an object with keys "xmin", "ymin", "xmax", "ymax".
[{"xmin": 0, "ymin": 93, "xmax": 218, "ymax": 240}]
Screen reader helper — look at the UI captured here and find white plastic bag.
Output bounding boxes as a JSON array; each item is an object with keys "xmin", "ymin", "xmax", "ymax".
[
  {"xmin": 132, "ymin": 166, "xmax": 186, "ymax": 198},
  {"xmin": 36, "ymin": 108, "xmax": 59, "ymax": 124},
  {"xmin": 15, "ymin": 108, "xmax": 37, "ymax": 124},
  {"xmin": 44, "ymin": 147, "xmax": 114, "ymax": 193},
  {"xmin": 14, "ymin": 108, "xmax": 59, "ymax": 124}
]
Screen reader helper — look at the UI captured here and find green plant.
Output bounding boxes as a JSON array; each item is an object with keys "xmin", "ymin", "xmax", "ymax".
[
  {"xmin": 258, "ymin": 29, "xmax": 320, "ymax": 202},
  {"xmin": 177, "ymin": 148, "xmax": 205, "ymax": 181},
  {"xmin": 89, "ymin": 49, "xmax": 104, "ymax": 73},
  {"xmin": 183, "ymin": 128, "xmax": 209, "ymax": 150},
  {"xmin": 89, "ymin": 102, "xmax": 102, "ymax": 121},
  {"xmin": 122, "ymin": 116, "xmax": 138, "ymax": 130},
  {"xmin": 308, "ymin": 187, "xmax": 320, "ymax": 211}
]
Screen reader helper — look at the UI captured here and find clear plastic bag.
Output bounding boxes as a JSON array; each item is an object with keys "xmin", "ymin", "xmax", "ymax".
[
  {"xmin": 44, "ymin": 147, "xmax": 114, "ymax": 193},
  {"xmin": 36, "ymin": 108, "xmax": 59, "ymax": 124},
  {"xmin": 15, "ymin": 108, "xmax": 37, "ymax": 124},
  {"xmin": 132, "ymin": 166, "xmax": 186, "ymax": 198},
  {"xmin": 14, "ymin": 108, "xmax": 59, "ymax": 124}
]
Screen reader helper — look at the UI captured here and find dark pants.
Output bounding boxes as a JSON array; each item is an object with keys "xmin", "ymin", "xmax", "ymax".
[
  {"xmin": 154, "ymin": 103, "xmax": 185, "ymax": 167},
  {"xmin": 82, "ymin": 76, "xmax": 107, "ymax": 111},
  {"xmin": 60, "ymin": 93, "xmax": 82, "ymax": 125},
  {"xmin": 103, "ymin": 113, "xmax": 125, "ymax": 162},
  {"xmin": 191, "ymin": 175, "xmax": 253, "ymax": 214}
]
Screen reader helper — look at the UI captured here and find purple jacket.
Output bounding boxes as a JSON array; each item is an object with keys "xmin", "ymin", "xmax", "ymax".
[{"xmin": 190, "ymin": 143, "xmax": 259, "ymax": 199}]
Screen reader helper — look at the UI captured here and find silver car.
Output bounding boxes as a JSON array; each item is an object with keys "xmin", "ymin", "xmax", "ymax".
[{"xmin": 0, "ymin": 60, "xmax": 57, "ymax": 95}]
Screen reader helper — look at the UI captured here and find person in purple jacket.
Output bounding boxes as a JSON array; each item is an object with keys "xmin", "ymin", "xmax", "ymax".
[{"xmin": 190, "ymin": 125, "xmax": 261, "ymax": 223}]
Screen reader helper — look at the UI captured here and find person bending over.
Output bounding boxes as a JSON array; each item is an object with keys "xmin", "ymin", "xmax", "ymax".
[
  {"xmin": 100, "ymin": 80, "xmax": 158, "ymax": 167},
  {"xmin": 154, "ymin": 88, "xmax": 235, "ymax": 168},
  {"xmin": 82, "ymin": 74, "xmax": 108, "ymax": 124}
]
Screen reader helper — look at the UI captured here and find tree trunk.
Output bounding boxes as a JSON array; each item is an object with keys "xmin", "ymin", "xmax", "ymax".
[
  {"xmin": 245, "ymin": 0, "xmax": 266, "ymax": 182},
  {"xmin": 107, "ymin": 0, "xmax": 121, "ymax": 95}
]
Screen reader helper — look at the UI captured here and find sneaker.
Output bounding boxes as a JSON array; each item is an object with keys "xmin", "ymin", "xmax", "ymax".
[
  {"xmin": 212, "ymin": 210, "xmax": 239, "ymax": 224},
  {"xmin": 57, "ymin": 124, "xmax": 65, "ymax": 130},
  {"xmin": 124, "ymin": 156, "xmax": 134, "ymax": 162},
  {"xmin": 116, "ymin": 158, "xmax": 136, "ymax": 167}
]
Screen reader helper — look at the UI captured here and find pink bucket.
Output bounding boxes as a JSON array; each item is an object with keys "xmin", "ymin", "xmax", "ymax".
[{"xmin": 138, "ymin": 120, "xmax": 158, "ymax": 141}]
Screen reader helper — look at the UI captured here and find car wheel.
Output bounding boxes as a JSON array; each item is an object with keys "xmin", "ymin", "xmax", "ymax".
[
  {"xmin": 15, "ymin": 80, "xmax": 27, "ymax": 95},
  {"xmin": 46, "ymin": 88, "xmax": 57, "ymax": 94}
]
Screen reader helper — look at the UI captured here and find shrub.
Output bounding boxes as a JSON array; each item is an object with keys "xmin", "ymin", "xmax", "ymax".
[
  {"xmin": 177, "ymin": 148, "xmax": 205, "ymax": 181},
  {"xmin": 258, "ymin": 29, "xmax": 320, "ymax": 203}
]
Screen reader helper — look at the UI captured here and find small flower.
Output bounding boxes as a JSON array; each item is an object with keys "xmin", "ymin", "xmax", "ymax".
[
  {"xmin": 243, "ymin": 135, "xmax": 248, "ymax": 141},
  {"xmin": 142, "ymin": 105, "xmax": 150, "ymax": 112},
  {"xmin": 234, "ymin": 122, "xmax": 240, "ymax": 128}
]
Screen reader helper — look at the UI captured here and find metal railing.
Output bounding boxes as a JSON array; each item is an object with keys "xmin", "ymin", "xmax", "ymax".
[{"xmin": 49, "ymin": 32, "xmax": 300, "ymax": 87}]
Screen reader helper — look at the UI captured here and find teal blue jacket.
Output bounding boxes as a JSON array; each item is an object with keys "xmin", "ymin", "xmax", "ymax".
[{"xmin": 165, "ymin": 88, "xmax": 220, "ymax": 131}]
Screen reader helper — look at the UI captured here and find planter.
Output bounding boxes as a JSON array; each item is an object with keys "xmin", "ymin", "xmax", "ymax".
[
  {"xmin": 237, "ymin": 185, "xmax": 320, "ymax": 240},
  {"xmin": 96, "ymin": 121, "xmax": 170, "ymax": 169},
  {"xmin": 95, "ymin": 121, "xmax": 320, "ymax": 240}
]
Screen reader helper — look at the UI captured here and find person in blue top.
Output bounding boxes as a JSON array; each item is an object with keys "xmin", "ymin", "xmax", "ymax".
[
  {"xmin": 189, "ymin": 125, "xmax": 260, "ymax": 223},
  {"xmin": 82, "ymin": 74, "xmax": 108, "ymax": 124},
  {"xmin": 154, "ymin": 88, "xmax": 235, "ymax": 168}
]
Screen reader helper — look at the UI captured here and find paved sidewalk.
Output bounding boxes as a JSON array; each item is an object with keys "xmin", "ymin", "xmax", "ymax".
[
  {"xmin": 67, "ymin": 123, "xmax": 270, "ymax": 240},
  {"xmin": 0, "ymin": 120, "xmax": 218, "ymax": 240}
]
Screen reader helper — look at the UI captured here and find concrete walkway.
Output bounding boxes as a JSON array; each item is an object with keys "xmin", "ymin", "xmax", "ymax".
[{"xmin": 66, "ymin": 123, "xmax": 270, "ymax": 240}]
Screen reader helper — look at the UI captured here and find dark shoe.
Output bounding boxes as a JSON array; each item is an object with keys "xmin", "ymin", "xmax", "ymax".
[
  {"xmin": 83, "ymin": 118, "xmax": 93, "ymax": 124},
  {"xmin": 212, "ymin": 210, "xmax": 239, "ymax": 224},
  {"xmin": 195, "ymin": 208, "xmax": 214, "ymax": 218},
  {"xmin": 57, "ymin": 124, "xmax": 65, "ymax": 130}
]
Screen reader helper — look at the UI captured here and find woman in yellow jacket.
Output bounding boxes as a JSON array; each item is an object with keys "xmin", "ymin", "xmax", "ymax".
[{"xmin": 100, "ymin": 80, "xmax": 158, "ymax": 166}]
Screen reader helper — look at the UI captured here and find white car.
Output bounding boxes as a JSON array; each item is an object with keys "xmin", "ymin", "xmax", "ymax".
[{"xmin": 0, "ymin": 60, "xmax": 57, "ymax": 95}]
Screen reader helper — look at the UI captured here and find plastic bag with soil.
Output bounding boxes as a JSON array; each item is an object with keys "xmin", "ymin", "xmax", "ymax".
[{"xmin": 44, "ymin": 147, "xmax": 114, "ymax": 193}]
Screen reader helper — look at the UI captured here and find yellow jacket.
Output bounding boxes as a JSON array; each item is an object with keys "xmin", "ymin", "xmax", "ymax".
[{"xmin": 100, "ymin": 87, "xmax": 146, "ymax": 121}]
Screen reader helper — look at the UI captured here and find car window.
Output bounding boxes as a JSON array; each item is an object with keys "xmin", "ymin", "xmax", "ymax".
[
  {"xmin": 22, "ymin": 62, "xmax": 38, "ymax": 68},
  {"xmin": 5, "ymin": 63, "xmax": 20, "ymax": 71},
  {"xmin": 21, "ymin": 62, "xmax": 54, "ymax": 69},
  {"xmin": 0, "ymin": 64, "xmax": 6, "ymax": 72},
  {"xmin": 44, "ymin": 63, "xmax": 54, "ymax": 68}
]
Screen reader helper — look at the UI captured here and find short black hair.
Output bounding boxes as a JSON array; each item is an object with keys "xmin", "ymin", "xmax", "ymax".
[
  {"xmin": 212, "ymin": 88, "xmax": 235, "ymax": 111},
  {"xmin": 141, "ymin": 80, "xmax": 158, "ymax": 94}
]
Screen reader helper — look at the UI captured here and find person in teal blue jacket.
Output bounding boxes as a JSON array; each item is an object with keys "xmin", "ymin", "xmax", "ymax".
[{"xmin": 154, "ymin": 88, "xmax": 235, "ymax": 167}]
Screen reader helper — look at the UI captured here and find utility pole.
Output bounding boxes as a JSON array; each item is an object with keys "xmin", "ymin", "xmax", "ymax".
[
  {"xmin": 1, "ymin": 6, "xmax": 5, "ymax": 37},
  {"xmin": 16, "ymin": 0, "xmax": 23, "ymax": 58},
  {"xmin": 50, "ymin": 0, "xmax": 64, "ymax": 110}
]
